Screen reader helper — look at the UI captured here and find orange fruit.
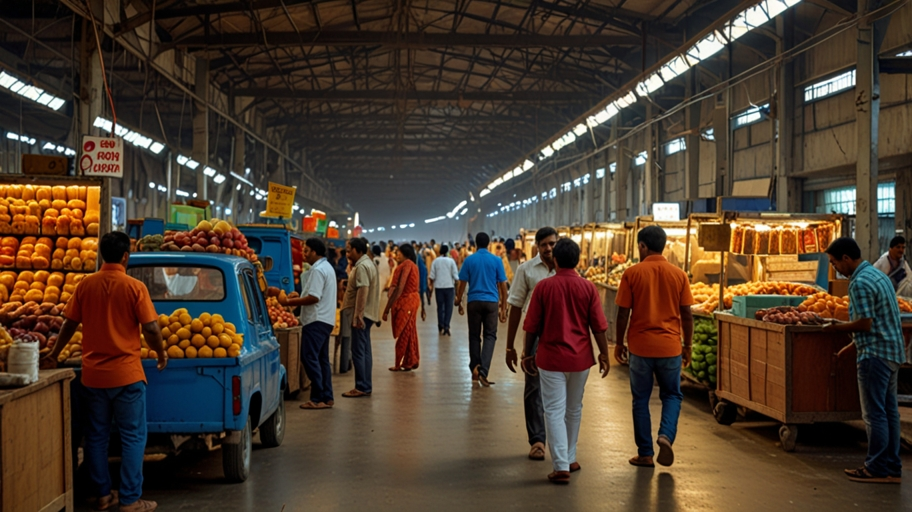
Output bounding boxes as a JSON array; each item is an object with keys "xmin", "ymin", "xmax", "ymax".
[
  {"xmin": 158, "ymin": 314, "xmax": 169, "ymax": 327},
  {"xmin": 161, "ymin": 327, "xmax": 172, "ymax": 339},
  {"xmin": 185, "ymin": 346, "xmax": 198, "ymax": 358},
  {"xmin": 227, "ymin": 344, "xmax": 240, "ymax": 357},
  {"xmin": 231, "ymin": 333, "xmax": 243, "ymax": 346},
  {"xmin": 178, "ymin": 313, "xmax": 192, "ymax": 325},
  {"xmin": 174, "ymin": 307, "xmax": 188, "ymax": 315},
  {"xmin": 211, "ymin": 314, "xmax": 225, "ymax": 325},
  {"xmin": 201, "ymin": 327, "xmax": 212, "ymax": 338},
  {"xmin": 168, "ymin": 314, "xmax": 180, "ymax": 325},
  {"xmin": 190, "ymin": 319, "xmax": 203, "ymax": 332},
  {"xmin": 197, "ymin": 346, "xmax": 213, "ymax": 358},
  {"xmin": 167, "ymin": 334, "xmax": 180, "ymax": 346},
  {"xmin": 178, "ymin": 339, "xmax": 191, "ymax": 350},
  {"xmin": 199, "ymin": 312, "xmax": 212, "ymax": 326},
  {"xmin": 191, "ymin": 334, "xmax": 206, "ymax": 348},
  {"xmin": 218, "ymin": 334, "xmax": 233, "ymax": 348},
  {"xmin": 214, "ymin": 347, "xmax": 227, "ymax": 358},
  {"xmin": 141, "ymin": 348, "xmax": 149, "ymax": 358},
  {"xmin": 211, "ymin": 323, "xmax": 224, "ymax": 335},
  {"xmin": 207, "ymin": 335, "xmax": 221, "ymax": 349},
  {"xmin": 169, "ymin": 322, "xmax": 182, "ymax": 334},
  {"xmin": 224, "ymin": 322, "xmax": 236, "ymax": 333},
  {"xmin": 148, "ymin": 350, "xmax": 157, "ymax": 359},
  {"xmin": 176, "ymin": 328, "xmax": 191, "ymax": 340},
  {"xmin": 167, "ymin": 346, "xmax": 184, "ymax": 359}
]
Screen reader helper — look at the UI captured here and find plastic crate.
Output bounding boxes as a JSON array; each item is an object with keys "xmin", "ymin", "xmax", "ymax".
[{"xmin": 731, "ymin": 295, "xmax": 807, "ymax": 319}]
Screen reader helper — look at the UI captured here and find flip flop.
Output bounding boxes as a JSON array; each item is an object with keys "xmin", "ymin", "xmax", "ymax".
[
  {"xmin": 529, "ymin": 442, "xmax": 546, "ymax": 460},
  {"xmin": 845, "ymin": 466, "xmax": 901, "ymax": 484},
  {"xmin": 342, "ymin": 390, "xmax": 371, "ymax": 398},
  {"xmin": 629, "ymin": 456, "xmax": 655, "ymax": 468},
  {"xmin": 300, "ymin": 401, "xmax": 331, "ymax": 410}
]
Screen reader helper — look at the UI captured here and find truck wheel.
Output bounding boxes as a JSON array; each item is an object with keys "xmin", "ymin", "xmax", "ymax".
[
  {"xmin": 223, "ymin": 416, "xmax": 251, "ymax": 483},
  {"xmin": 259, "ymin": 398, "xmax": 285, "ymax": 448}
]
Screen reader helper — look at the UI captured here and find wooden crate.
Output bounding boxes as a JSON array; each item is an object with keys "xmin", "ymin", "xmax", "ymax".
[
  {"xmin": 0, "ymin": 369, "xmax": 74, "ymax": 512},
  {"xmin": 596, "ymin": 284, "xmax": 621, "ymax": 342},
  {"xmin": 276, "ymin": 327, "xmax": 303, "ymax": 395},
  {"xmin": 716, "ymin": 314, "xmax": 860, "ymax": 424}
]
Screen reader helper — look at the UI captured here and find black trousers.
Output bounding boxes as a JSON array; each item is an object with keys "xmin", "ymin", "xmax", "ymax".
[{"xmin": 467, "ymin": 301, "xmax": 498, "ymax": 378}]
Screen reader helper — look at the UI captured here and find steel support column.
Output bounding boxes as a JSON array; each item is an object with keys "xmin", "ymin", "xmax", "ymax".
[
  {"xmin": 193, "ymin": 57, "xmax": 209, "ymax": 200},
  {"xmin": 856, "ymin": 0, "xmax": 882, "ymax": 261}
]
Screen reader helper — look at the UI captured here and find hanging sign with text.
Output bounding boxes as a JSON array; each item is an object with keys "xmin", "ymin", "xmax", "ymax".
[
  {"xmin": 80, "ymin": 136, "xmax": 124, "ymax": 178},
  {"xmin": 265, "ymin": 181, "xmax": 297, "ymax": 218}
]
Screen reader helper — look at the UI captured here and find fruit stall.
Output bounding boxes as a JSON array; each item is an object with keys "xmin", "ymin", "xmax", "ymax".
[{"xmin": 267, "ymin": 294, "xmax": 303, "ymax": 396}]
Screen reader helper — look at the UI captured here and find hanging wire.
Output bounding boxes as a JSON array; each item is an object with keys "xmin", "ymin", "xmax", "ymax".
[{"xmin": 83, "ymin": 0, "xmax": 117, "ymax": 135}]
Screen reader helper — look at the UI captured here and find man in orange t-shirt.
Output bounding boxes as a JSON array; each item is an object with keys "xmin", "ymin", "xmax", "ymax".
[
  {"xmin": 616, "ymin": 226, "xmax": 694, "ymax": 469},
  {"xmin": 46, "ymin": 231, "xmax": 166, "ymax": 512}
]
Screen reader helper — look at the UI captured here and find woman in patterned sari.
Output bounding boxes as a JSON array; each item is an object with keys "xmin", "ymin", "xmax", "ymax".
[{"xmin": 383, "ymin": 243, "xmax": 425, "ymax": 371}]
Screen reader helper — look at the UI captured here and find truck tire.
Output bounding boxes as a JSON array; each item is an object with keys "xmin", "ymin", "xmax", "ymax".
[
  {"xmin": 259, "ymin": 398, "xmax": 285, "ymax": 448},
  {"xmin": 223, "ymin": 416, "xmax": 251, "ymax": 483}
]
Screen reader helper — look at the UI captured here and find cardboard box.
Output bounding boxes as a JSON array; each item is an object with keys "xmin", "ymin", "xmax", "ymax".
[
  {"xmin": 731, "ymin": 295, "xmax": 807, "ymax": 319},
  {"xmin": 829, "ymin": 279, "xmax": 849, "ymax": 297}
]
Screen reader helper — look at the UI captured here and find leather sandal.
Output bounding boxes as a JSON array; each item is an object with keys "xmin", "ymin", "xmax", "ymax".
[
  {"xmin": 629, "ymin": 455, "xmax": 655, "ymax": 468},
  {"xmin": 342, "ymin": 389, "xmax": 371, "ymax": 398},
  {"xmin": 118, "ymin": 499, "xmax": 157, "ymax": 512},
  {"xmin": 528, "ymin": 442, "xmax": 545, "ymax": 460},
  {"xmin": 548, "ymin": 471, "xmax": 571, "ymax": 484},
  {"xmin": 93, "ymin": 491, "xmax": 119, "ymax": 511},
  {"xmin": 300, "ymin": 401, "xmax": 331, "ymax": 410},
  {"xmin": 569, "ymin": 462, "xmax": 581, "ymax": 473}
]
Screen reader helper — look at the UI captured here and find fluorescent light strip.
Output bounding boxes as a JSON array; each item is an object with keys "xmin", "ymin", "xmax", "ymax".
[
  {"xmin": 0, "ymin": 70, "xmax": 66, "ymax": 111},
  {"xmin": 480, "ymin": 0, "xmax": 803, "ymax": 196},
  {"xmin": 93, "ymin": 117, "xmax": 166, "ymax": 155}
]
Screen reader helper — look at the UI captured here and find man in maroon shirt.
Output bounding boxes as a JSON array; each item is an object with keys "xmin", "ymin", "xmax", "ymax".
[{"xmin": 521, "ymin": 238, "xmax": 610, "ymax": 484}]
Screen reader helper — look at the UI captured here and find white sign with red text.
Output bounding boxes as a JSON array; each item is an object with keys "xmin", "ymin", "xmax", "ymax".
[{"xmin": 80, "ymin": 136, "xmax": 124, "ymax": 178}]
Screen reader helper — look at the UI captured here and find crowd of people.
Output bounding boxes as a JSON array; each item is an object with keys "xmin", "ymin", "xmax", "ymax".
[{"xmin": 51, "ymin": 224, "xmax": 905, "ymax": 508}]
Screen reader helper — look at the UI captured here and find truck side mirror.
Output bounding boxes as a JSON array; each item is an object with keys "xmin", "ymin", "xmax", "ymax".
[{"xmin": 263, "ymin": 256, "xmax": 274, "ymax": 272}]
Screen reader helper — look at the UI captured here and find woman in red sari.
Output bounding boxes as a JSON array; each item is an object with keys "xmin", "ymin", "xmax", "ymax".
[{"xmin": 383, "ymin": 243, "xmax": 426, "ymax": 371}]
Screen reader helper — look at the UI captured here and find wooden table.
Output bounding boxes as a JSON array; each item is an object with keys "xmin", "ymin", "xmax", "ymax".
[
  {"xmin": 0, "ymin": 369, "xmax": 74, "ymax": 512},
  {"xmin": 275, "ymin": 326, "xmax": 303, "ymax": 396}
]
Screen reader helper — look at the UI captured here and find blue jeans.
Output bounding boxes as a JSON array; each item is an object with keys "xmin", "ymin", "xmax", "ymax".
[
  {"xmin": 84, "ymin": 381, "xmax": 147, "ymax": 505},
  {"xmin": 435, "ymin": 288, "xmax": 455, "ymax": 331},
  {"xmin": 857, "ymin": 357, "xmax": 903, "ymax": 477},
  {"xmin": 629, "ymin": 354, "xmax": 683, "ymax": 457},
  {"xmin": 302, "ymin": 321, "xmax": 335, "ymax": 403},
  {"xmin": 351, "ymin": 320, "xmax": 374, "ymax": 393}
]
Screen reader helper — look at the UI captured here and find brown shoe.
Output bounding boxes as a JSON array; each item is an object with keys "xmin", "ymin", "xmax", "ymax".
[
  {"xmin": 569, "ymin": 462, "xmax": 581, "ymax": 472},
  {"xmin": 629, "ymin": 455, "xmax": 655, "ymax": 468},
  {"xmin": 119, "ymin": 499, "xmax": 157, "ymax": 512},
  {"xmin": 479, "ymin": 374, "xmax": 495, "ymax": 386},
  {"xmin": 656, "ymin": 436, "xmax": 674, "ymax": 467},
  {"xmin": 547, "ymin": 471, "xmax": 571, "ymax": 484},
  {"xmin": 528, "ymin": 442, "xmax": 545, "ymax": 460},
  {"xmin": 472, "ymin": 365, "xmax": 480, "ymax": 381},
  {"xmin": 93, "ymin": 491, "xmax": 119, "ymax": 511}
]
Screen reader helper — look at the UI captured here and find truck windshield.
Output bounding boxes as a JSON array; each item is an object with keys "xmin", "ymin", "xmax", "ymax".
[{"xmin": 127, "ymin": 266, "xmax": 226, "ymax": 301}]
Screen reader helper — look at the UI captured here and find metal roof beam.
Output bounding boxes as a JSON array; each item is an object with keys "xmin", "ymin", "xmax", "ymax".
[
  {"xmin": 169, "ymin": 31, "xmax": 642, "ymax": 50},
  {"xmin": 232, "ymin": 88, "xmax": 597, "ymax": 102}
]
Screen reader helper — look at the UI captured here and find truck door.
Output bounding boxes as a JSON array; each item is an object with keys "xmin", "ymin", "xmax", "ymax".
[{"xmin": 242, "ymin": 268, "xmax": 280, "ymax": 415}]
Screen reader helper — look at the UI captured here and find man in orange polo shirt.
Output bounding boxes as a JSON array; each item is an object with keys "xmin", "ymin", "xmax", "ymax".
[
  {"xmin": 47, "ymin": 231, "xmax": 166, "ymax": 512},
  {"xmin": 615, "ymin": 226, "xmax": 694, "ymax": 469}
]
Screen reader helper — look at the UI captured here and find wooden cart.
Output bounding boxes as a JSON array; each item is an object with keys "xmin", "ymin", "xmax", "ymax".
[
  {"xmin": 0, "ymin": 369, "xmax": 74, "ymax": 512},
  {"xmin": 713, "ymin": 314, "xmax": 860, "ymax": 451},
  {"xmin": 275, "ymin": 326, "xmax": 303, "ymax": 398}
]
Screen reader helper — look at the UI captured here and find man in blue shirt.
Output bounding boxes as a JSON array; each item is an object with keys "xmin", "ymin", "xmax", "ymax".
[
  {"xmin": 415, "ymin": 243, "xmax": 429, "ymax": 308},
  {"xmin": 824, "ymin": 237, "xmax": 905, "ymax": 484},
  {"xmin": 455, "ymin": 232, "xmax": 508, "ymax": 386}
]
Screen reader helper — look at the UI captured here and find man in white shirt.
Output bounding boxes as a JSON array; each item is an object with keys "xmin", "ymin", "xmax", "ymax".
[
  {"xmin": 873, "ymin": 236, "xmax": 912, "ymax": 296},
  {"xmin": 430, "ymin": 244, "xmax": 460, "ymax": 335},
  {"xmin": 272, "ymin": 238, "xmax": 338, "ymax": 410},
  {"xmin": 505, "ymin": 227, "xmax": 558, "ymax": 461}
]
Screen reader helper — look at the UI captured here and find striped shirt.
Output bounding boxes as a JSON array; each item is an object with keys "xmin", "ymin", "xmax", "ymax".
[{"xmin": 848, "ymin": 261, "xmax": 906, "ymax": 364}]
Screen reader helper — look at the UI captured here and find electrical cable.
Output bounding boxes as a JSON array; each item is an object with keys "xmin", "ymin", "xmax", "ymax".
[{"xmin": 83, "ymin": 0, "xmax": 117, "ymax": 135}]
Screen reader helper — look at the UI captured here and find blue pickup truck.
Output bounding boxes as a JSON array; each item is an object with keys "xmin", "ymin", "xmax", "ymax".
[
  {"xmin": 126, "ymin": 252, "xmax": 287, "ymax": 482},
  {"xmin": 239, "ymin": 224, "xmax": 304, "ymax": 294}
]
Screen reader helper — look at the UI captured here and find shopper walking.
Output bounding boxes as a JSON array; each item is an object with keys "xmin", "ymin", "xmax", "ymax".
[
  {"xmin": 273, "ymin": 238, "xmax": 337, "ymax": 410},
  {"xmin": 422, "ymin": 244, "xmax": 437, "ymax": 304},
  {"xmin": 383, "ymin": 244, "xmax": 425, "ymax": 371},
  {"xmin": 505, "ymin": 227, "xmax": 558, "ymax": 461},
  {"xmin": 823, "ymin": 237, "xmax": 905, "ymax": 483},
  {"xmin": 430, "ymin": 244, "xmax": 459, "ymax": 335},
  {"xmin": 341, "ymin": 238, "xmax": 380, "ymax": 398},
  {"xmin": 521, "ymin": 238, "xmax": 610, "ymax": 484},
  {"xmin": 416, "ymin": 245, "xmax": 431, "ymax": 307},
  {"xmin": 46, "ymin": 231, "xmax": 166, "ymax": 512},
  {"xmin": 616, "ymin": 226, "xmax": 694, "ymax": 468},
  {"xmin": 455, "ymin": 232, "xmax": 508, "ymax": 386}
]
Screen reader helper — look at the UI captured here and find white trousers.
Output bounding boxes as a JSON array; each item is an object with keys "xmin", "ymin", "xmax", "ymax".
[{"xmin": 539, "ymin": 368, "xmax": 590, "ymax": 472}]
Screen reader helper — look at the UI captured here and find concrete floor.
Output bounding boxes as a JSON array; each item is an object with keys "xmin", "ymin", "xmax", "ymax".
[{"xmin": 78, "ymin": 304, "xmax": 911, "ymax": 512}]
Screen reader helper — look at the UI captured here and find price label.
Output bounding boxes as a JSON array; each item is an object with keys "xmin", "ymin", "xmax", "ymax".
[
  {"xmin": 80, "ymin": 136, "xmax": 124, "ymax": 178},
  {"xmin": 265, "ymin": 181, "xmax": 296, "ymax": 218},
  {"xmin": 652, "ymin": 202, "xmax": 681, "ymax": 222}
]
